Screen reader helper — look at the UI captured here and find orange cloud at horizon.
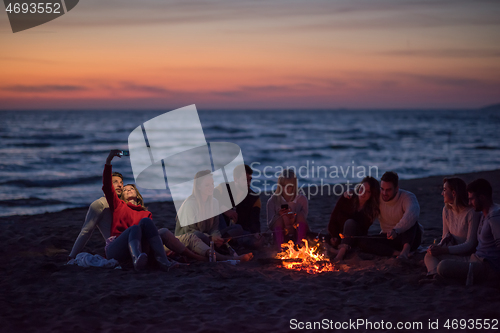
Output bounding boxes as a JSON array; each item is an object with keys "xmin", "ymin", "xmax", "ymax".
[{"xmin": 1, "ymin": 0, "xmax": 499, "ymax": 109}]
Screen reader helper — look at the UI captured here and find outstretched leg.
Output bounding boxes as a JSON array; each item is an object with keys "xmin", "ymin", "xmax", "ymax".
[
  {"xmin": 139, "ymin": 218, "xmax": 178, "ymax": 271},
  {"xmin": 176, "ymin": 233, "xmax": 253, "ymax": 262},
  {"xmin": 69, "ymin": 197, "xmax": 111, "ymax": 258},
  {"xmin": 158, "ymin": 228, "xmax": 206, "ymax": 262},
  {"xmin": 334, "ymin": 219, "xmax": 361, "ymax": 261}
]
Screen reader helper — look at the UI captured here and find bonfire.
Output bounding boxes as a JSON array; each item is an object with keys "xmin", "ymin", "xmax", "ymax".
[{"xmin": 275, "ymin": 239, "xmax": 336, "ymax": 274}]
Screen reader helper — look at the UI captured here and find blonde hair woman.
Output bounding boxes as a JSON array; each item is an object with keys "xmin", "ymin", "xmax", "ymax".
[
  {"xmin": 266, "ymin": 169, "xmax": 309, "ymax": 249},
  {"xmin": 424, "ymin": 177, "xmax": 480, "ymax": 276}
]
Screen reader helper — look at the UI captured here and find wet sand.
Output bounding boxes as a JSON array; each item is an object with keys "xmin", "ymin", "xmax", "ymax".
[{"xmin": 1, "ymin": 169, "xmax": 499, "ymax": 333}]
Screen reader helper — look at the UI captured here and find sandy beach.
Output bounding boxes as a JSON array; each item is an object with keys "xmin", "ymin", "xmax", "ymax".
[{"xmin": 1, "ymin": 169, "xmax": 499, "ymax": 333}]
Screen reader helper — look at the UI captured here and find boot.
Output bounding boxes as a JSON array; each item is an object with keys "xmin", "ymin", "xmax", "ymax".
[
  {"xmin": 128, "ymin": 239, "xmax": 148, "ymax": 272},
  {"xmin": 148, "ymin": 235, "xmax": 179, "ymax": 271}
]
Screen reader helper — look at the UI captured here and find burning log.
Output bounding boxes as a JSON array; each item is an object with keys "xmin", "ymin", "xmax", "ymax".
[
  {"xmin": 275, "ymin": 239, "xmax": 336, "ymax": 274},
  {"xmin": 339, "ymin": 233, "xmax": 375, "ymax": 239}
]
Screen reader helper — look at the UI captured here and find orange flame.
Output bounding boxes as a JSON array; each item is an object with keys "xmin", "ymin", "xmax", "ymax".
[{"xmin": 275, "ymin": 239, "xmax": 336, "ymax": 274}]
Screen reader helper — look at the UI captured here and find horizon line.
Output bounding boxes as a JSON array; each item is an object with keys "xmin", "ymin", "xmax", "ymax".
[{"xmin": 0, "ymin": 106, "xmax": 498, "ymax": 112}]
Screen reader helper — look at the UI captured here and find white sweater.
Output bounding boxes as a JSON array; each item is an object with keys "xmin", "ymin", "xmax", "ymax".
[
  {"xmin": 442, "ymin": 206, "xmax": 480, "ymax": 255},
  {"xmin": 175, "ymin": 196, "xmax": 221, "ymax": 238},
  {"xmin": 379, "ymin": 189, "xmax": 420, "ymax": 234}
]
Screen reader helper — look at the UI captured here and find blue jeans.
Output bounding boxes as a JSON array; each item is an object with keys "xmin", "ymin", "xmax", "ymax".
[{"xmin": 105, "ymin": 218, "xmax": 159, "ymax": 263}]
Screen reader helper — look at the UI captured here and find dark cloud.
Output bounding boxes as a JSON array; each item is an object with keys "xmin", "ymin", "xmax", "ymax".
[
  {"xmin": 380, "ymin": 49, "xmax": 500, "ymax": 58},
  {"xmin": 400, "ymin": 73, "xmax": 485, "ymax": 87},
  {"xmin": 287, "ymin": 71, "xmax": 494, "ymax": 90},
  {"xmin": 211, "ymin": 90, "xmax": 246, "ymax": 98},
  {"xmin": 120, "ymin": 82, "xmax": 174, "ymax": 95},
  {"xmin": 210, "ymin": 83, "xmax": 318, "ymax": 98},
  {"xmin": 49, "ymin": 0, "xmax": 500, "ymax": 30},
  {"xmin": 242, "ymin": 83, "xmax": 316, "ymax": 92},
  {"xmin": 2, "ymin": 85, "xmax": 87, "ymax": 93}
]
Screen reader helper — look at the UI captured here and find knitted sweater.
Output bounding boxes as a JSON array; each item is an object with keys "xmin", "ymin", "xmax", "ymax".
[
  {"xmin": 442, "ymin": 206, "xmax": 480, "ymax": 255},
  {"xmin": 175, "ymin": 195, "xmax": 221, "ymax": 238},
  {"xmin": 379, "ymin": 189, "xmax": 420, "ymax": 234}
]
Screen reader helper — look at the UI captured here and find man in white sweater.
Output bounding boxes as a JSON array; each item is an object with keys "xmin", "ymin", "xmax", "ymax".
[
  {"xmin": 359, "ymin": 171, "xmax": 422, "ymax": 259},
  {"xmin": 68, "ymin": 171, "xmax": 124, "ymax": 258}
]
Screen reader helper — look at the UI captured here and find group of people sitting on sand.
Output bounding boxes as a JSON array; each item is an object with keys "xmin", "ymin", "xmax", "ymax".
[
  {"xmin": 327, "ymin": 171, "xmax": 499, "ymax": 283},
  {"xmin": 68, "ymin": 150, "xmax": 500, "ymax": 283},
  {"xmin": 69, "ymin": 150, "xmax": 254, "ymax": 272}
]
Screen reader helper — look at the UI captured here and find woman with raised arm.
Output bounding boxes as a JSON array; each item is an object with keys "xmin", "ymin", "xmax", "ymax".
[
  {"xmin": 424, "ymin": 177, "xmax": 480, "ymax": 276},
  {"xmin": 175, "ymin": 170, "xmax": 254, "ymax": 262},
  {"xmin": 328, "ymin": 176, "xmax": 380, "ymax": 261},
  {"xmin": 103, "ymin": 150, "xmax": 189, "ymax": 271},
  {"xmin": 267, "ymin": 169, "xmax": 309, "ymax": 250}
]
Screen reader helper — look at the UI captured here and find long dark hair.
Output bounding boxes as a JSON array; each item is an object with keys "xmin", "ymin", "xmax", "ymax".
[
  {"xmin": 443, "ymin": 177, "xmax": 468, "ymax": 209},
  {"xmin": 354, "ymin": 176, "xmax": 380, "ymax": 221}
]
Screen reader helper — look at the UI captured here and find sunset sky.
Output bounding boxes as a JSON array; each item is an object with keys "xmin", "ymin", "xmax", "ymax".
[{"xmin": 1, "ymin": 0, "xmax": 499, "ymax": 110}]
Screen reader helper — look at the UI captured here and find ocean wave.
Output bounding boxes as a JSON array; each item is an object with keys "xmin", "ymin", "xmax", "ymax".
[
  {"xmin": 259, "ymin": 142, "xmax": 382, "ymax": 153},
  {"xmin": 260, "ymin": 133, "xmax": 287, "ymax": 138},
  {"xmin": 0, "ymin": 175, "xmax": 102, "ymax": 188},
  {"xmin": 42, "ymin": 157, "xmax": 81, "ymax": 164},
  {"xmin": 395, "ymin": 129, "xmax": 421, "ymax": 137},
  {"xmin": 204, "ymin": 125, "xmax": 248, "ymax": 134},
  {"xmin": 308, "ymin": 152, "xmax": 326, "ymax": 158},
  {"xmin": 2, "ymin": 132, "xmax": 86, "ymax": 140},
  {"xmin": 329, "ymin": 142, "xmax": 382, "ymax": 151},
  {"xmin": 27, "ymin": 134, "xmax": 85, "ymax": 140},
  {"xmin": 473, "ymin": 145, "xmax": 498, "ymax": 150},
  {"xmin": 0, "ymin": 197, "xmax": 71, "ymax": 207},
  {"xmin": 0, "ymin": 164, "xmax": 35, "ymax": 171},
  {"xmin": 328, "ymin": 144, "xmax": 351, "ymax": 150},
  {"xmin": 61, "ymin": 149, "xmax": 113, "ymax": 155},
  {"xmin": 10, "ymin": 142, "xmax": 52, "ymax": 148},
  {"xmin": 1, "ymin": 109, "xmax": 499, "ymax": 217},
  {"xmin": 207, "ymin": 135, "xmax": 256, "ymax": 141}
]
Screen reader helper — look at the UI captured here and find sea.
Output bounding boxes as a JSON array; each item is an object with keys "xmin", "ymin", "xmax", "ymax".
[{"xmin": 1, "ymin": 109, "xmax": 499, "ymax": 217}]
